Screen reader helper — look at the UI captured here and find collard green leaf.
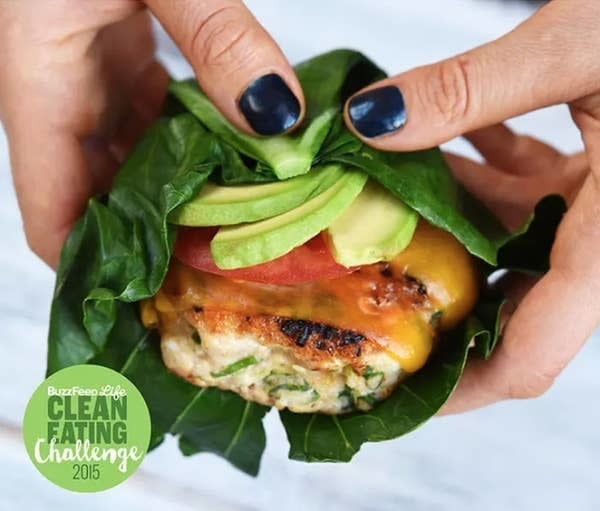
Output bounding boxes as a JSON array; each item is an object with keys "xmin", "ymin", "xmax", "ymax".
[
  {"xmin": 467, "ymin": 296, "xmax": 507, "ymax": 360},
  {"xmin": 47, "ymin": 113, "xmax": 269, "ymax": 475},
  {"xmin": 173, "ymin": 388, "xmax": 268, "ymax": 476},
  {"xmin": 294, "ymin": 48, "xmax": 386, "ymax": 119},
  {"xmin": 211, "ymin": 142, "xmax": 278, "ymax": 185},
  {"xmin": 496, "ymin": 195, "xmax": 566, "ymax": 274},
  {"xmin": 48, "ymin": 114, "xmax": 214, "ymax": 371},
  {"xmin": 168, "ymin": 49, "xmax": 385, "ymax": 179},
  {"xmin": 48, "ymin": 48, "xmax": 565, "ymax": 474},
  {"xmin": 169, "ymin": 79, "xmax": 335, "ymax": 179},
  {"xmin": 317, "ymin": 114, "xmax": 363, "ymax": 161}
]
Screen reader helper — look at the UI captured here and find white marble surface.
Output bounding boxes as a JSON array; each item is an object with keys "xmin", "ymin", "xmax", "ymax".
[{"xmin": 1, "ymin": 1, "xmax": 599, "ymax": 509}]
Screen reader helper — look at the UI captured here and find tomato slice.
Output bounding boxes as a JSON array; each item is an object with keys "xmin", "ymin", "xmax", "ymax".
[{"xmin": 173, "ymin": 227, "xmax": 356, "ymax": 284}]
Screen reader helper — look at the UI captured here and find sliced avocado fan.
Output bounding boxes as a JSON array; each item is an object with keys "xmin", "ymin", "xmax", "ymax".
[
  {"xmin": 168, "ymin": 164, "xmax": 344, "ymax": 226},
  {"xmin": 210, "ymin": 170, "xmax": 368, "ymax": 269}
]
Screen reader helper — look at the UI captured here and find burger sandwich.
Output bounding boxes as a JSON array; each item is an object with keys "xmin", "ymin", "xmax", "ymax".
[{"xmin": 47, "ymin": 49, "xmax": 562, "ymax": 474}]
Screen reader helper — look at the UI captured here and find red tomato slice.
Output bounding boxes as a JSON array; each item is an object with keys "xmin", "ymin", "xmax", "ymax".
[{"xmin": 173, "ymin": 227, "xmax": 355, "ymax": 284}]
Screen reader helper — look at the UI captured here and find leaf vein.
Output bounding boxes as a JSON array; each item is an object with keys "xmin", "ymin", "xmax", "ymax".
[
  {"xmin": 303, "ymin": 414, "xmax": 317, "ymax": 454},
  {"xmin": 118, "ymin": 330, "xmax": 151, "ymax": 375},
  {"xmin": 169, "ymin": 388, "xmax": 207, "ymax": 433},
  {"xmin": 332, "ymin": 416, "xmax": 352, "ymax": 451},
  {"xmin": 224, "ymin": 400, "xmax": 251, "ymax": 458},
  {"xmin": 398, "ymin": 383, "xmax": 436, "ymax": 413}
]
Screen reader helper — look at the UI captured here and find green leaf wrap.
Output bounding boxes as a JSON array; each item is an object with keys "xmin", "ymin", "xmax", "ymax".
[{"xmin": 48, "ymin": 50, "xmax": 566, "ymax": 474}]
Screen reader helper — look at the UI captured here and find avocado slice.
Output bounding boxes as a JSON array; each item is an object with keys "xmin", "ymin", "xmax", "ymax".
[
  {"xmin": 168, "ymin": 164, "xmax": 344, "ymax": 226},
  {"xmin": 211, "ymin": 170, "xmax": 368, "ymax": 269},
  {"xmin": 326, "ymin": 180, "xmax": 419, "ymax": 267}
]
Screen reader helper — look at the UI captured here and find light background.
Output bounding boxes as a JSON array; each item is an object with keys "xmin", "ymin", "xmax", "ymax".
[{"xmin": 1, "ymin": 1, "xmax": 598, "ymax": 509}]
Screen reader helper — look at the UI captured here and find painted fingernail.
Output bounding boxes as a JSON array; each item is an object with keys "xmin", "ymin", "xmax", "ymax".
[
  {"xmin": 348, "ymin": 86, "xmax": 407, "ymax": 138},
  {"xmin": 239, "ymin": 73, "xmax": 301, "ymax": 136}
]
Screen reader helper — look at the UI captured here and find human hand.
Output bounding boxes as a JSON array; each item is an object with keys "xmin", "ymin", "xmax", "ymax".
[
  {"xmin": 343, "ymin": 0, "xmax": 600, "ymax": 412},
  {"xmin": 0, "ymin": 0, "xmax": 303, "ymax": 268}
]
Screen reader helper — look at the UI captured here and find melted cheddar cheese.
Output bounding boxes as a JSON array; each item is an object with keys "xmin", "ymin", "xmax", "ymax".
[
  {"xmin": 392, "ymin": 221, "xmax": 479, "ymax": 330},
  {"xmin": 144, "ymin": 221, "xmax": 478, "ymax": 374}
]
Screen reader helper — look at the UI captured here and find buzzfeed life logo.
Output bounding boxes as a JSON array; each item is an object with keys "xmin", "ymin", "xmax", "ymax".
[{"xmin": 23, "ymin": 365, "xmax": 151, "ymax": 492}]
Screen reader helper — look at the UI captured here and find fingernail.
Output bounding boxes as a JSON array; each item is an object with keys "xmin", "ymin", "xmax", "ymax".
[
  {"xmin": 348, "ymin": 86, "xmax": 407, "ymax": 138},
  {"xmin": 239, "ymin": 73, "xmax": 301, "ymax": 136}
]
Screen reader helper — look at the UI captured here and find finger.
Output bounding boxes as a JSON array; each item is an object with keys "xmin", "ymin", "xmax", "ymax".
[
  {"xmin": 145, "ymin": 0, "xmax": 304, "ymax": 135},
  {"xmin": 441, "ymin": 175, "xmax": 600, "ymax": 414},
  {"xmin": 497, "ymin": 273, "xmax": 539, "ymax": 307},
  {"xmin": 93, "ymin": 10, "xmax": 165, "ymax": 139},
  {"xmin": 492, "ymin": 272, "xmax": 539, "ymax": 336},
  {"xmin": 445, "ymin": 152, "xmax": 589, "ymax": 229},
  {"xmin": 110, "ymin": 59, "xmax": 169, "ymax": 162},
  {"xmin": 441, "ymin": 266, "xmax": 598, "ymax": 415},
  {"xmin": 444, "ymin": 153, "xmax": 535, "ymax": 229},
  {"xmin": 465, "ymin": 124, "xmax": 564, "ymax": 176},
  {"xmin": 83, "ymin": 136, "xmax": 120, "ymax": 194},
  {"xmin": 344, "ymin": 0, "xmax": 600, "ymax": 150},
  {"xmin": 109, "ymin": 109, "xmax": 154, "ymax": 163},
  {"xmin": 8, "ymin": 126, "xmax": 93, "ymax": 268},
  {"xmin": 95, "ymin": 12, "xmax": 168, "ymax": 159},
  {"xmin": 130, "ymin": 59, "xmax": 169, "ymax": 123}
]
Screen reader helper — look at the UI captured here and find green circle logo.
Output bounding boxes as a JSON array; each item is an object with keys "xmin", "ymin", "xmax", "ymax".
[{"xmin": 23, "ymin": 364, "xmax": 151, "ymax": 492}]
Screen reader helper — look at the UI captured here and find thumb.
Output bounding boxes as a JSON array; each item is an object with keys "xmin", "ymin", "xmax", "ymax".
[
  {"xmin": 344, "ymin": 0, "xmax": 600, "ymax": 150},
  {"xmin": 146, "ymin": 0, "xmax": 304, "ymax": 136}
]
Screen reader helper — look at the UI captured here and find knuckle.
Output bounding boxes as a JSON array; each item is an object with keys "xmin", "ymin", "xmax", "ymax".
[
  {"xmin": 190, "ymin": 6, "xmax": 255, "ymax": 70},
  {"xmin": 23, "ymin": 218, "xmax": 64, "ymax": 267},
  {"xmin": 507, "ymin": 369, "xmax": 559, "ymax": 400},
  {"xmin": 424, "ymin": 55, "xmax": 475, "ymax": 126},
  {"xmin": 498, "ymin": 341, "xmax": 565, "ymax": 401},
  {"xmin": 23, "ymin": 224, "xmax": 44, "ymax": 259},
  {"xmin": 513, "ymin": 136, "xmax": 537, "ymax": 159},
  {"xmin": 512, "ymin": 135, "xmax": 560, "ymax": 168},
  {"xmin": 550, "ymin": 183, "xmax": 600, "ymax": 268},
  {"xmin": 92, "ymin": 0, "xmax": 142, "ymax": 23}
]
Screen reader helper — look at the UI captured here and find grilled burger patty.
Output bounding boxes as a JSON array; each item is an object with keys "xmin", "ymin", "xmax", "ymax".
[
  {"xmin": 141, "ymin": 223, "xmax": 479, "ymax": 414},
  {"xmin": 159, "ymin": 310, "xmax": 404, "ymax": 414}
]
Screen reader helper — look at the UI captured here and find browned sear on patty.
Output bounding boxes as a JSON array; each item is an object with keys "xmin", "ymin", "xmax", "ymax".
[{"xmin": 185, "ymin": 309, "xmax": 389, "ymax": 373}]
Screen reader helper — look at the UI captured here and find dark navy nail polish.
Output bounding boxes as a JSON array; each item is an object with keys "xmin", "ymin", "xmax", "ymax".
[
  {"xmin": 348, "ymin": 86, "xmax": 407, "ymax": 138},
  {"xmin": 239, "ymin": 73, "xmax": 301, "ymax": 136}
]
